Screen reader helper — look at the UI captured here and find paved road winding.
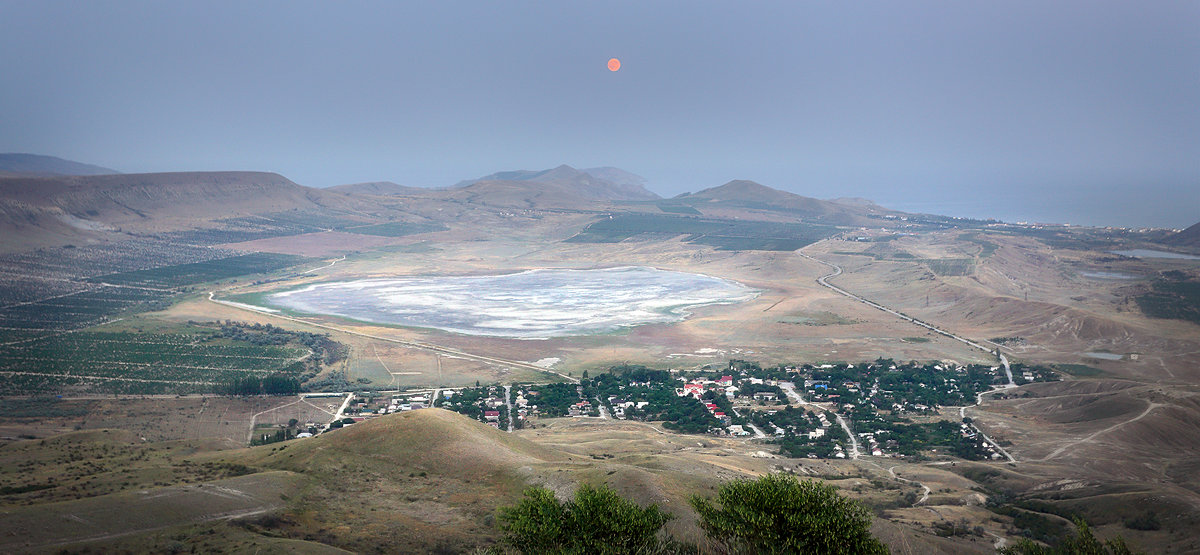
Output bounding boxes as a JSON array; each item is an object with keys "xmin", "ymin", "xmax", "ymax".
[
  {"xmin": 779, "ymin": 382, "xmax": 860, "ymax": 459},
  {"xmin": 797, "ymin": 248, "xmax": 1019, "ymax": 462},
  {"xmin": 797, "ymin": 251, "xmax": 1007, "ymax": 361}
]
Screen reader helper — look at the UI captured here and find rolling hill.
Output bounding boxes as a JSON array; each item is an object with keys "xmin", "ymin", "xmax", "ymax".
[
  {"xmin": 0, "ymin": 171, "xmax": 361, "ymax": 250},
  {"xmin": 454, "ymin": 164, "xmax": 660, "ymax": 201},
  {"xmin": 673, "ymin": 180, "xmax": 895, "ymax": 223},
  {"xmin": 229, "ymin": 409, "xmax": 571, "ymax": 552},
  {"xmin": 0, "ymin": 153, "xmax": 119, "ymax": 177},
  {"xmin": 326, "ymin": 181, "xmax": 430, "ymax": 196},
  {"xmin": 1162, "ymin": 221, "xmax": 1200, "ymax": 248}
]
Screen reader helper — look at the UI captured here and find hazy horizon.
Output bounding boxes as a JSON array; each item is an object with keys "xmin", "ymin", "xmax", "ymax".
[{"xmin": 1, "ymin": 1, "xmax": 1196, "ymax": 228}]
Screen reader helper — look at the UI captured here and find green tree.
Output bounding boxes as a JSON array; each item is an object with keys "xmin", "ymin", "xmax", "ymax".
[
  {"xmin": 498, "ymin": 483, "xmax": 674, "ymax": 554},
  {"xmin": 498, "ymin": 487, "xmax": 568, "ymax": 553},
  {"xmin": 999, "ymin": 518, "xmax": 1136, "ymax": 555},
  {"xmin": 689, "ymin": 473, "xmax": 888, "ymax": 554}
]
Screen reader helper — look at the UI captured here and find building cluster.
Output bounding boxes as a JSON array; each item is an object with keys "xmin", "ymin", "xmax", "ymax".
[
  {"xmin": 959, "ymin": 421, "xmax": 1007, "ymax": 460},
  {"xmin": 676, "ymin": 374, "xmax": 735, "ymax": 400},
  {"xmin": 606, "ymin": 398, "xmax": 649, "ymax": 419},
  {"xmin": 346, "ymin": 392, "xmax": 432, "ymax": 421}
]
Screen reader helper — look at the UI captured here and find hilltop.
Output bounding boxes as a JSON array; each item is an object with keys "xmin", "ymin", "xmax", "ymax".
[
  {"xmin": 224, "ymin": 410, "xmax": 605, "ymax": 552},
  {"xmin": 454, "ymin": 164, "xmax": 660, "ymax": 201},
  {"xmin": 674, "ymin": 179, "xmax": 894, "ymax": 223},
  {"xmin": 0, "ymin": 153, "xmax": 119, "ymax": 177},
  {"xmin": 326, "ymin": 180, "xmax": 429, "ymax": 196},
  {"xmin": 237, "ymin": 407, "xmax": 566, "ymax": 475},
  {"xmin": 1162, "ymin": 221, "xmax": 1200, "ymax": 248}
]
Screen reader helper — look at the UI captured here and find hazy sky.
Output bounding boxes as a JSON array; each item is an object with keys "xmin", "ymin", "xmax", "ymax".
[{"xmin": 1, "ymin": 2, "xmax": 1197, "ymax": 227}]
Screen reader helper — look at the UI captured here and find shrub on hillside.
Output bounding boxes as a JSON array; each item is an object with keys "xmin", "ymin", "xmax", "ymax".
[
  {"xmin": 497, "ymin": 483, "xmax": 674, "ymax": 554},
  {"xmin": 689, "ymin": 473, "xmax": 888, "ymax": 554}
]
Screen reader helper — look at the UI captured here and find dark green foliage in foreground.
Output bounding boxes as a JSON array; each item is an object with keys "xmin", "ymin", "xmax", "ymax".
[
  {"xmin": 1135, "ymin": 274, "xmax": 1200, "ymax": 325},
  {"xmin": 689, "ymin": 474, "xmax": 888, "ymax": 554},
  {"xmin": 999, "ymin": 518, "xmax": 1136, "ymax": 555},
  {"xmin": 498, "ymin": 483, "xmax": 674, "ymax": 554}
]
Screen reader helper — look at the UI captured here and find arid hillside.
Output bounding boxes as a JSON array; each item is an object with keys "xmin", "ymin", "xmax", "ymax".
[
  {"xmin": 0, "ymin": 409, "xmax": 1009, "ymax": 554},
  {"xmin": 0, "ymin": 171, "xmax": 370, "ymax": 251}
]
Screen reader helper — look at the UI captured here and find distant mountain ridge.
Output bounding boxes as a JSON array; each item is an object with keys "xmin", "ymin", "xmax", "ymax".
[
  {"xmin": 0, "ymin": 171, "xmax": 357, "ymax": 251},
  {"xmin": 0, "ymin": 153, "xmax": 119, "ymax": 177},
  {"xmin": 454, "ymin": 164, "xmax": 659, "ymax": 201}
]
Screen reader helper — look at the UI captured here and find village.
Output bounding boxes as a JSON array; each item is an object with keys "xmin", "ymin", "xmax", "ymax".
[{"xmin": 320, "ymin": 358, "xmax": 1060, "ymax": 461}]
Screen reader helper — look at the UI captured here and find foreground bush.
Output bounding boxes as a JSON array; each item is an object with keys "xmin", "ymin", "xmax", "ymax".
[
  {"xmin": 497, "ymin": 483, "xmax": 674, "ymax": 554},
  {"xmin": 689, "ymin": 473, "xmax": 888, "ymax": 554},
  {"xmin": 999, "ymin": 518, "xmax": 1136, "ymax": 555}
]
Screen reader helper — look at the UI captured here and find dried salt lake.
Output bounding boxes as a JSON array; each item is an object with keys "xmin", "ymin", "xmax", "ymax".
[{"xmin": 264, "ymin": 266, "xmax": 759, "ymax": 339}]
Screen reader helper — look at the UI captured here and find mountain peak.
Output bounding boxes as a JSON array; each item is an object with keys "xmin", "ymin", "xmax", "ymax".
[
  {"xmin": 678, "ymin": 179, "xmax": 891, "ymax": 224},
  {"xmin": 692, "ymin": 180, "xmax": 785, "ymax": 201}
]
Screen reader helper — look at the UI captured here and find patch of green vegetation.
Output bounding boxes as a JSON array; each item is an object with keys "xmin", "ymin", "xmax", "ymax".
[
  {"xmin": 342, "ymin": 221, "xmax": 448, "ymax": 237},
  {"xmin": 567, "ymin": 214, "xmax": 838, "ymax": 251},
  {"xmin": 902, "ymin": 336, "xmax": 931, "ymax": 343},
  {"xmin": 1123, "ymin": 511, "xmax": 1161, "ymax": 531},
  {"xmin": 1053, "ymin": 364, "xmax": 1104, "ymax": 377},
  {"xmin": 830, "ymin": 250, "xmax": 880, "ymax": 258},
  {"xmin": 0, "ymin": 483, "xmax": 55, "ymax": 495},
  {"xmin": 915, "ymin": 258, "xmax": 975, "ymax": 276},
  {"xmin": 656, "ymin": 202, "xmax": 702, "ymax": 215},
  {"xmin": 960, "ymin": 232, "xmax": 1000, "ymax": 258},
  {"xmin": 1135, "ymin": 274, "xmax": 1200, "ymax": 325},
  {"xmin": 0, "ymin": 322, "xmax": 336, "ymax": 396},
  {"xmin": 690, "ymin": 235, "xmax": 820, "ymax": 251},
  {"xmin": 86, "ymin": 253, "xmax": 307, "ymax": 289},
  {"xmin": 830, "ymin": 250, "xmax": 916, "ymax": 261},
  {"xmin": 776, "ymin": 311, "xmax": 857, "ymax": 326},
  {"xmin": 1000, "ymin": 517, "xmax": 1137, "ymax": 555},
  {"xmin": 0, "ymin": 287, "xmax": 174, "ymax": 334},
  {"xmin": 989, "ymin": 504, "xmax": 1071, "ymax": 546},
  {"xmin": 0, "ymin": 397, "xmax": 94, "ymax": 419},
  {"xmin": 377, "ymin": 241, "xmax": 439, "ymax": 253}
]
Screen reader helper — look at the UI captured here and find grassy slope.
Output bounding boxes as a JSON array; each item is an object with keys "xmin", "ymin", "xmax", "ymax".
[{"xmin": 221, "ymin": 409, "xmax": 570, "ymax": 553}]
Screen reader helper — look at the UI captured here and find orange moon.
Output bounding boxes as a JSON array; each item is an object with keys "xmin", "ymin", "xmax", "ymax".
[{"xmin": 607, "ymin": 58, "xmax": 621, "ymax": 71}]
